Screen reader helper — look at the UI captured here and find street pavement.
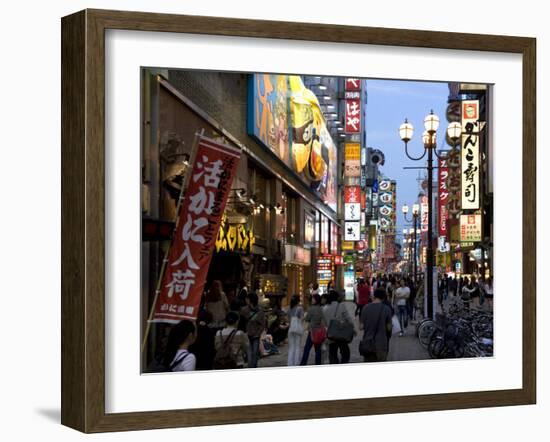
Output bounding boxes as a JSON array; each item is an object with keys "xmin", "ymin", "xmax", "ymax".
[{"xmin": 258, "ymin": 302, "xmax": 429, "ymax": 368}]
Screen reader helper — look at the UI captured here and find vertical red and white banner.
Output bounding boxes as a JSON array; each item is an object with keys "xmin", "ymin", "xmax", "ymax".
[
  {"xmin": 438, "ymin": 157, "xmax": 449, "ymax": 237},
  {"xmin": 153, "ymin": 136, "xmax": 241, "ymax": 323},
  {"xmin": 420, "ymin": 195, "xmax": 429, "ymax": 233},
  {"xmin": 345, "ymin": 98, "xmax": 361, "ymax": 134},
  {"xmin": 344, "ymin": 78, "xmax": 361, "ymax": 134}
]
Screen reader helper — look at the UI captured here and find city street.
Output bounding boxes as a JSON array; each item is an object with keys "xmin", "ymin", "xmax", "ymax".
[
  {"xmin": 258, "ymin": 302, "xmax": 428, "ymax": 368},
  {"xmin": 139, "ymin": 69, "xmax": 495, "ymax": 372}
]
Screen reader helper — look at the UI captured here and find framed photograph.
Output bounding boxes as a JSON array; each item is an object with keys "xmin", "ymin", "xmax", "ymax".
[{"xmin": 61, "ymin": 9, "xmax": 536, "ymax": 433}]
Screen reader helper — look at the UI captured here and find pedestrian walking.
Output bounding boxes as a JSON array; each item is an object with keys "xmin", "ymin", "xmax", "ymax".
[
  {"xmin": 394, "ymin": 279, "xmax": 410, "ymax": 336},
  {"xmin": 448, "ymin": 276, "xmax": 457, "ymax": 298},
  {"xmin": 240, "ymin": 292, "xmax": 266, "ymax": 368},
  {"xmin": 482, "ymin": 277, "xmax": 494, "ymax": 310},
  {"xmin": 355, "ymin": 278, "xmax": 371, "ymax": 317},
  {"xmin": 205, "ymin": 280, "xmax": 229, "ymax": 332},
  {"xmin": 188, "ymin": 310, "xmax": 216, "ymax": 370},
  {"xmin": 359, "ymin": 289, "xmax": 393, "ymax": 362},
  {"xmin": 300, "ymin": 294, "xmax": 326, "ymax": 365},
  {"xmin": 442, "ymin": 274, "xmax": 449, "ymax": 301},
  {"xmin": 214, "ymin": 311, "xmax": 249, "ymax": 369},
  {"xmin": 287, "ymin": 295, "xmax": 305, "ymax": 366},
  {"xmin": 164, "ymin": 320, "xmax": 197, "ymax": 372},
  {"xmin": 469, "ymin": 276, "xmax": 481, "ymax": 308},
  {"xmin": 407, "ymin": 277, "xmax": 416, "ymax": 321},
  {"xmin": 461, "ymin": 277, "xmax": 474, "ymax": 309},
  {"xmin": 323, "ymin": 290, "xmax": 354, "ymax": 364}
]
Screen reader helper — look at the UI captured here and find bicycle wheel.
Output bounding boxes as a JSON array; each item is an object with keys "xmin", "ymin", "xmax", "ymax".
[
  {"xmin": 416, "ymin": 318, "xmax": 432, "ymax": 338},
  {"xmin": 418, "ymin": 321, "xmax": 435, "ymax": 348},
  {"xmin": 428, "ymin": 336, "xmax": 446, "ymax": 358}
]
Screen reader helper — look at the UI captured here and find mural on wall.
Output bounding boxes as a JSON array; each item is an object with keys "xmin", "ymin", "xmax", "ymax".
[{"xmin": 248, "ymin": 74, "xmax": 337, "ymax": 211}]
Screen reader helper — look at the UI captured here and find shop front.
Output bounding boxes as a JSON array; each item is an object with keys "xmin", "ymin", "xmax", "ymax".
[{"xmin": 283, "ymin": 244, "xmax": 311, "ymax": 305}]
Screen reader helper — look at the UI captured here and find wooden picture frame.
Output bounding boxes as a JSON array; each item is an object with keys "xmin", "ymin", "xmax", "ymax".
[{"xmin": 61, "ymin": 8, "xmax": 536, "ymax": 433}]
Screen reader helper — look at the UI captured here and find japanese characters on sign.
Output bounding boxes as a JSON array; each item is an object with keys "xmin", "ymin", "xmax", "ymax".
[
  {"xmin": 420, "ymin": 195, "xmax": 429, "ymax": 233},
  {"xmin": 461, "ymin": 100, "xmax": 480, "ymax": 210},
  {"xmin": 345, "ymin": 78, "xmax": 361, "ymax": 91},
  {"xmin": 438, "ymin": 157, "xmax": 449, "ymax": 237},
  {"xmin": 344, "ymin": 221, "xmax": 361, "ymax": 241},
  {"xmin": 391, "ymin": 181, "xmax": 397, "ymax": 231},
  {"xmin": 317, "ymin": 255, "xmax": 335, "ymax": 293},
  {"xmin": 344, "ymin": 143, "xmax": 361, "ymax": 177},
  {"xmin": 345, "ymin": 203, "xmax": 361, "ymax": 221},
  {"xmin": 153, "ymin": 136, "xmax": 241, "ymax": 323},
  {"xmin": 447, "ymin": 148, "xmax": 461, "ymax": 217},
  {"xmin": 379, "ymin": 179, "xmax": 394, "ymax": 233},
  {"xmin": 215, "ymin": 215, "xmax": 255, "ymax": 253},
  {"xmin": 344, "ymin": 80, "xmax": 361, "ymax": 134},
  {"xmin": 460, "ymin": 214, "xmax": 482, "ymax": 242},
  {"xmin": 344, "ymin": 185, "xmax": 361, "ymax": 203}
]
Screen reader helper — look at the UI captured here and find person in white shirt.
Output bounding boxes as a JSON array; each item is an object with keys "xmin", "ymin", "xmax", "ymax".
[
  {"xmin": 394, "ymin": 279, "xmax": 411, "ymax": 336},
  {"xmin": 164, "ymin": 320, "xmax": 197, "ymax": 372}
]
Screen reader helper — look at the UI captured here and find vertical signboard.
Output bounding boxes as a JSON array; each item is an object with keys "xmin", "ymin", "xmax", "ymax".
[
  {"xmin": 379, "ymin": 179, "xmax": 393, "ymax": 232},
  {"xmin": 344, "ymin": 221, "xmax": 361, "ymax": 241},
  {"xmin": 344, "ymin": 143, "xmax": 361, "ymax": 177},
  {"xmin": 344, "ymin": 79, "xmax": 361, "ymax": 134},
  {"xmin": 447, "ymin": 148, "xmax": 461, "ymax": 217},
  {"xmin": 438, "ymin": 157, "xmax": 449, "ymax": 237},
  {"xmin": 420, "ymin": 195, "xmax": 429, "ymax": 233},
  {"xmin": 461, "ymin": 100, "xmax": 480, "ymax": 210},
  {"xmin": 317, "ymin": 255, "xmax": 335, "ymax": 293},
  {"xmin": 460, "ymin": 214, "xmax": 482, "ymax": 242},
  {"xmin": 153, "ymin": 137, "xmax": 241, "ymax": 322},
  {"xmin": 344, "ymin": 185, "xmax": 361, "ymax": 203},
  {"xmin": 391, "ymin": 181, "xmax": 397, "ymax": 232}
]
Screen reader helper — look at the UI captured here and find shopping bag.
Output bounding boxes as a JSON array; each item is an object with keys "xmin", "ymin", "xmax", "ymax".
[{"xmin": 391, "ymin": 315, "xmax": 401, "ymax": 335}]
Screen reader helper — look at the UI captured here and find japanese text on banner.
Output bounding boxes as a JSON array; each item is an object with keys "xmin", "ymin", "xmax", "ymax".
[{"xmin": 153, "ymin": 137, "xmax": 241, "ymax": 323}]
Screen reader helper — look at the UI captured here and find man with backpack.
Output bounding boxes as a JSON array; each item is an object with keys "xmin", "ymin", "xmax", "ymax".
[
  {"xmin": 214, "ymin": 311, "xmax": 249, "ymax": 369},
  {"xmin": 239, "ymin": 292, "xmax": 266, "ymax": 368}
]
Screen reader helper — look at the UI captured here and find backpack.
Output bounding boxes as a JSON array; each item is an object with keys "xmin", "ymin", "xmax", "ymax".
[
  {"xmin": 213, "ymin": 329, "xmax": 238, "ymax": 369},
  {"xmin": 148, "ymin": 351, "xmax": 190, "ymax": 373},
  {"xmin": 246, "ymin": 309, "xmax": 263, "ymax": 338}
]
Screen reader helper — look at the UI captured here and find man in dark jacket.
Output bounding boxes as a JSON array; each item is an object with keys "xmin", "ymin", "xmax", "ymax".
[{"xmin": 359, "ymin": 288, "xmax": 393, "ymax": 362}]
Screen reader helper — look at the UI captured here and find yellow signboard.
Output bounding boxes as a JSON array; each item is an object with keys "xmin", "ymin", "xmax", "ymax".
[
  {"xmin": 216, "ymin": 216, "xmax": 256, "ymax": 253},
  {"xmin": 344, "ymin": 143, "xmax": 361, "ymax": 160},
  {"xmin": 342, "ymin": 241, "xmax": 355, "ymax": 251}
]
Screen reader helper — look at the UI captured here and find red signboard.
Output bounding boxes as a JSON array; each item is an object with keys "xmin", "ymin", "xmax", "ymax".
[
  {"xmin": 344, "ymin": 185, "xmax": 361, "ymax": 203},
  {"xmin": 438, "ymin": 158, "xmax": 449, "ymax": 237},
  {"xmin": 420, "ymin": 195, "xmax": 429, "ymax": 233},
  {"xmin": 345, "ymin": 98, "xmax": 361, "ymax": 133},
  {"xmin": 345, "ymin": 78, "xmax": 361, "ymax": 91},
  {"xmin": 153, "ymin": 136, "xmax": 241, "ymax": 323}
]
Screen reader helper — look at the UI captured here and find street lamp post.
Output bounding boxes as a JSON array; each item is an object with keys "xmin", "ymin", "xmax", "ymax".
[
  {"xmin": 399, "ymin": 111, "xmax": 449, "ymax": 319},
  {"xmin": 403, "ymin": 228, "xmax": 409, "ymax": 276}
]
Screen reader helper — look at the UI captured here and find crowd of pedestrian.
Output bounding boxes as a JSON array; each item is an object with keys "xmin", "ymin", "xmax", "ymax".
[{"xmin": 152, "ymin": 272, "xmax": 492, "ymax": 373}]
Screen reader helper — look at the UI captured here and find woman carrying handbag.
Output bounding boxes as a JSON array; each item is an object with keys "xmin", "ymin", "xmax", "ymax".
[
  {"xmin": 300, "ymin": 294, "xmax": 326, "ymax": 365},
  {"xmin": 323, "ymin": 290, "xmax": 355, "ymax": 364}
]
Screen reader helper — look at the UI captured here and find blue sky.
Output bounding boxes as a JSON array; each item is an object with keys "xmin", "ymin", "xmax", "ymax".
[{"xmin": 365, "ymin": 79, "xmax": 450, "ymax": 237}]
